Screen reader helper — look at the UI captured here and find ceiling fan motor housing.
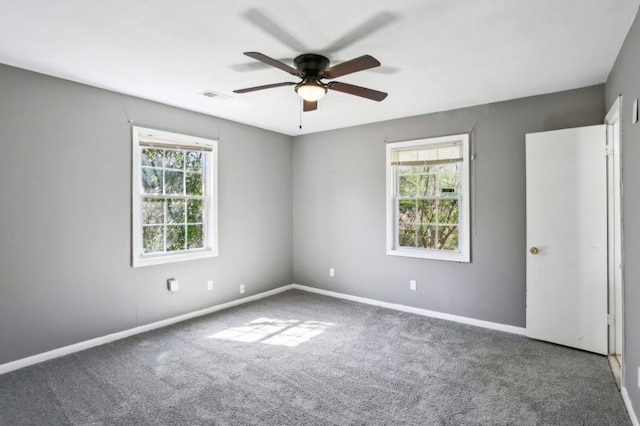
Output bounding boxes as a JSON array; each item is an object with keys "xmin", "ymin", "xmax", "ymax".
[{"xmin": 294, "ymin": 54, "xmax": 330, "ymax": 77}]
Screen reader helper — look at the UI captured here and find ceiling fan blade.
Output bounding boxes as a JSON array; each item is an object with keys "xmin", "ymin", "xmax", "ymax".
[
  {"xmin": 231, "ymin": 57, "xmax": 295, "ymax": 73},
  {"xmin": 234, "ymin": 82, "xmax": 296, "ymax": 94},
  {"xmin": 328, "ymin": 82, "xmax": 388, "ymax": 101},
  {"xmin": 243, "ymin": 9, "xmax": 308, "ymax": 53},
  {"xmin": 322, "ymin": 12, "xmax": 398, "ymax": 54},
  {"xmin": 244, "ymin": 52, "xmax": 299, "ymax": 76},
  {"xmin": 323, "ymin": 55, "xmax": 381, "ymax": 79},
  {"xmin": 303, "ymin": 100, "xmax": 318, "ymax": 112}
]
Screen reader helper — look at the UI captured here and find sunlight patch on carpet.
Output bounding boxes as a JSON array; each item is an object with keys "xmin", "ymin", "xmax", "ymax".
[{"xmin": 208, "ymin": 318, "xmax": 334, "ymax": 347}]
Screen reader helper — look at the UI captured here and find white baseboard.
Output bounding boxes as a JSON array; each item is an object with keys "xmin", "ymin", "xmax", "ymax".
[
  {"xmin": 291, "ymin": 284, "xmax": 526, "ymax": 335},
  {"xmin": 0, "ymin": 282, "xmax": 545, "ymax": 376},
  {"xmin": 0, "ymin": 282, "xmax": 526, "ymax": 376},
  {"xmin": 622, "ymin": 386, "xmax": 639, "ymax": 426},
  {"xmin": 0, "ymin": 284, "xmax": 294, "ymax": 376}
]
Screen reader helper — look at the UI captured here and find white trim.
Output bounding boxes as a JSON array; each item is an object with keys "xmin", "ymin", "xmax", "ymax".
[
  {"xmin": 622, "ymin": 386, "xmax": 639, "ymax": 426},
  {"xmin": 0, "ymin": 283, "xmax": 526, "ymax": 376},
  {"xmin": 605, "ymin": 96, "xmax": 625, "ymax": 376},
  {"xmin": 291, "ymin": 284, "xmax": 526, "ymax": 335},
  {"xmin": 605, "ymin": 96, "xmax": 621, "ymax": 123},
  {"xmin": 0, "ymin": 285, "xmax": 294, "ymax": 376}
]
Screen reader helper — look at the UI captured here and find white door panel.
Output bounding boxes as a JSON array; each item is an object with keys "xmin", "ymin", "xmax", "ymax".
[{"xmin": 526, "ymin": 125, "xmax": 607, "ymax": 355}]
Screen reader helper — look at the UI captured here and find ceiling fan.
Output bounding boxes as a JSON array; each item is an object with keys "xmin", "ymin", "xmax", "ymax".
[{"xmin": 233, "ymin": 52, "xmax": 388, "ymax": 111}]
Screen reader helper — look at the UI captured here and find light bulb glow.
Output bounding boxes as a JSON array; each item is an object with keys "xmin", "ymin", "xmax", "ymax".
[{"xmin": 295, "ymin": 81, "xmax": 327, "ymax": 101}]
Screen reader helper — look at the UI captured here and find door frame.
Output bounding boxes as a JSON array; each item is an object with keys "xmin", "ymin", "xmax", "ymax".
[{"xmin": 605, "ymin": 96, "xmax": 624, "ymax": 377}]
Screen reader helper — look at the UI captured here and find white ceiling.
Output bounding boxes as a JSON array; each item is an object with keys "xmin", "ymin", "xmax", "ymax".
[{"xmin": 0, "ymin": 1, "xmax": 638, "ymax": 136}]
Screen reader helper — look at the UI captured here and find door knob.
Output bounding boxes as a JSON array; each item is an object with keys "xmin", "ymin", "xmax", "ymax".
[{"xmin": 530, "ymin": 247, "xmax": 539, "ymax": 255}]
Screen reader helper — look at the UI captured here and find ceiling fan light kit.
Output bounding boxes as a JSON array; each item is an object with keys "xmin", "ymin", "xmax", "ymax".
[
  {"xmin": 234, "ymin": 52, "xmax": 387, "ymax": 112},
  {"xmin": 295, "ymin": 79, "xmax": 327, "ymax": 101}
]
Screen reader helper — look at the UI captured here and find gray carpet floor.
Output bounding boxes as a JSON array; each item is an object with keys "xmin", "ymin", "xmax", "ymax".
[{"xmin": 0, "ymin": 289, "xmax": 631, "ymax": 425}]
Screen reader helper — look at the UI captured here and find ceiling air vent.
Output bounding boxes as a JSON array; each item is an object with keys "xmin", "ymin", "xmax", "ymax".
[{"xmin": 200, "ymin": 90, "xmax": 232, "ymax": 101}]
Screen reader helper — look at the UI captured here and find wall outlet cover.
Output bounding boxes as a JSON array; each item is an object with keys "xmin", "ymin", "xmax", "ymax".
[
  {"xmin": 329, "ymin": 268, "xmax": 335, "ymax": 277},
  {"xmin": 410, "ymin": 280, "xmax": 417, "ymax": 291},
  {"xmin": 207, "ymin": 280, "xmax": 214, "ymax": 291},
  {"xmin": 167, "ymin": 278, "xmax": 179, "ymax": 292},
  {"xmin": 240, "ymin": 284, "xmax": 245, "ymax": 294}
]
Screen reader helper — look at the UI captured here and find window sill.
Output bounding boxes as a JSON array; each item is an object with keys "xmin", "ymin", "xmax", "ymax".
[
  {"xmin": 133, "ymin": 248, "xmax": 218, "ymax": 268},
  {"xmin": 387, "ymin": 247, "xmax": 470, "ymax": 263}
]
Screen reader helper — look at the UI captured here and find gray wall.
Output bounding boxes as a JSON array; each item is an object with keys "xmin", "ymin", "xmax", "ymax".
[
  {"xmin": 0, "ymin": 64, "xmax": 293, "ymax": 365},
  {"xmin": 293, "ymin": 86, "xmax": 605, "ymax": 328},
  {"xmin": 606, "ymin": 5, "xmax": 640, "ymax": 416}
]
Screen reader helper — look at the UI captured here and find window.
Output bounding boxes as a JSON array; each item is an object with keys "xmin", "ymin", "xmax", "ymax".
[
  {"xmin": 132, "ymin": 126, "xmax": 218, "ymax": 267},
  {"xmin": 386, "ymin": 133, "xmax": 470, "ymax": 262}
]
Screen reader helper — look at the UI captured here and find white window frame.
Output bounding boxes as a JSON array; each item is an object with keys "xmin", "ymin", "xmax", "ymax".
[
  {"xmin": 386, "ymin": 133, "xmax": 470, "ymax": 262},
  {"xmin": 132, "ymin": 126, "xmax": 218, "ymax": 267}
]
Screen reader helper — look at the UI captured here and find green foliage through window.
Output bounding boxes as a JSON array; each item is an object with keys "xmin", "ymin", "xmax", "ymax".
[
  {"xmin": 140, "ymin": 147, "xmax": 206, "ymax": 254},
  {"xmin": 396, "ymin": 163, "xmax": 460, "ymax": 251}
]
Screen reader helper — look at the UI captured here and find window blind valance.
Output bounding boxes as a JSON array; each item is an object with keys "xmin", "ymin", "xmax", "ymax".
[
  {"xmin": 138, "ymin": 134, "xmax": 214, "ymax": 152},
  {"xmin": 391, "ymin": 142, "xmax": 462, "ymax": 166}
]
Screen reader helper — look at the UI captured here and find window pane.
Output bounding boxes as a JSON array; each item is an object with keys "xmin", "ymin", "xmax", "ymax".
[
  {"xmin": 438, "ymin": 226, "xmax": 459, "ymax": 251},
  {"xmin": 398, "ymin": 223, "xmax": 416, "ymax": 247},
  {"xmin": 398, "ymin": 200, "xmax": 417, "ymax": 224},
  {"xmin": 187, "ymin": 199, "xmax": 203, "ymax": 223},
  {"xmin": 438, "ymin": 163, "xmax": 460, "ymax": 196},
  {"xmin": 141, "ymin": 167, "xmax": 162, "ymax": 194},
  {"xmin": 438, "ymin": 199, "xmax": 458, "ymax": 224},
  {"xmin": 168, "ymin": 199, "xmax": 185, "ymax": 224},
  {"xmin": 186, "ymin": 151, "xmax": 203, "ymax": 173},
  {"xmin": 417, "ymin": 173, "xmax": 437, "ymax": 197},
  {"xmin": 143, "ymin": 225, "xmax": 164, "ymax": 253},
  {"xmin": 398, "ymin": 174, "xmax": 416, "ymax": 197},
  {"xmin": 417, "ymin": 199, "xmax": 436, "ymax": 223},
  {"xmin": 166, "ymin": 225, "xmax": 186, "ymax": 251},
  {"xmin": 165, "ymin": 150, "xmax": 185, "ymax": 170},
  {"xmin": 164, "ymin": 170, "xmax": 184, "ymax": 194},
  {"xmin": 418, "ymin": 224, "xmax": 437, "ymax": 249},
  {"xmin": 141, "ymin": 148, "xmax": 163, "ymax": 167},
  {"xmin": 187, "ymin": 224, "xmax": 204, "ymax": 249},
  {"xmin": 186, "ymin": 172, "xmax": 203, "ymax": 196},
  {"xmin": 142, "ymin": 198, "xmax": 164, "ymax": 224}
]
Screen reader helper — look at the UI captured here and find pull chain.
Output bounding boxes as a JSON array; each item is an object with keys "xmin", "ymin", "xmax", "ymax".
[{"xmin": 299, "ymin": 99, "xmax": 303, "ymax": 129}]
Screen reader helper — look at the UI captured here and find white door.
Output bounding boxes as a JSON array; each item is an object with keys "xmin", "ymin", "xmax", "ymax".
[{"xmin": 526, "ymin": 125, "xmax": 607, "ymax": 355}]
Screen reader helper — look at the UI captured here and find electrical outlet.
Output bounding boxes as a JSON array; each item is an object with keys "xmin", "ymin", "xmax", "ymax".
[
  {"xmin": 637, "ymin": 366, "xmax": 640, "ymax": 390},
  {"xmin": 410, "ymin": 280, "xmax": 417, "ymax": 291},
  {"xmin": 167, "ymin": 278, "xmax": 179, "ymax": 292},
  {"xmin": 329, "ymin": 268, "xmax": 335, "ymax": 277},
  {"xmin": 240, "ymin": 284, "xmax": 245, "ymax": 294},
  {"xmin": 207, "ymin": 280, "xmax": 213, "ymax": 291}
]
